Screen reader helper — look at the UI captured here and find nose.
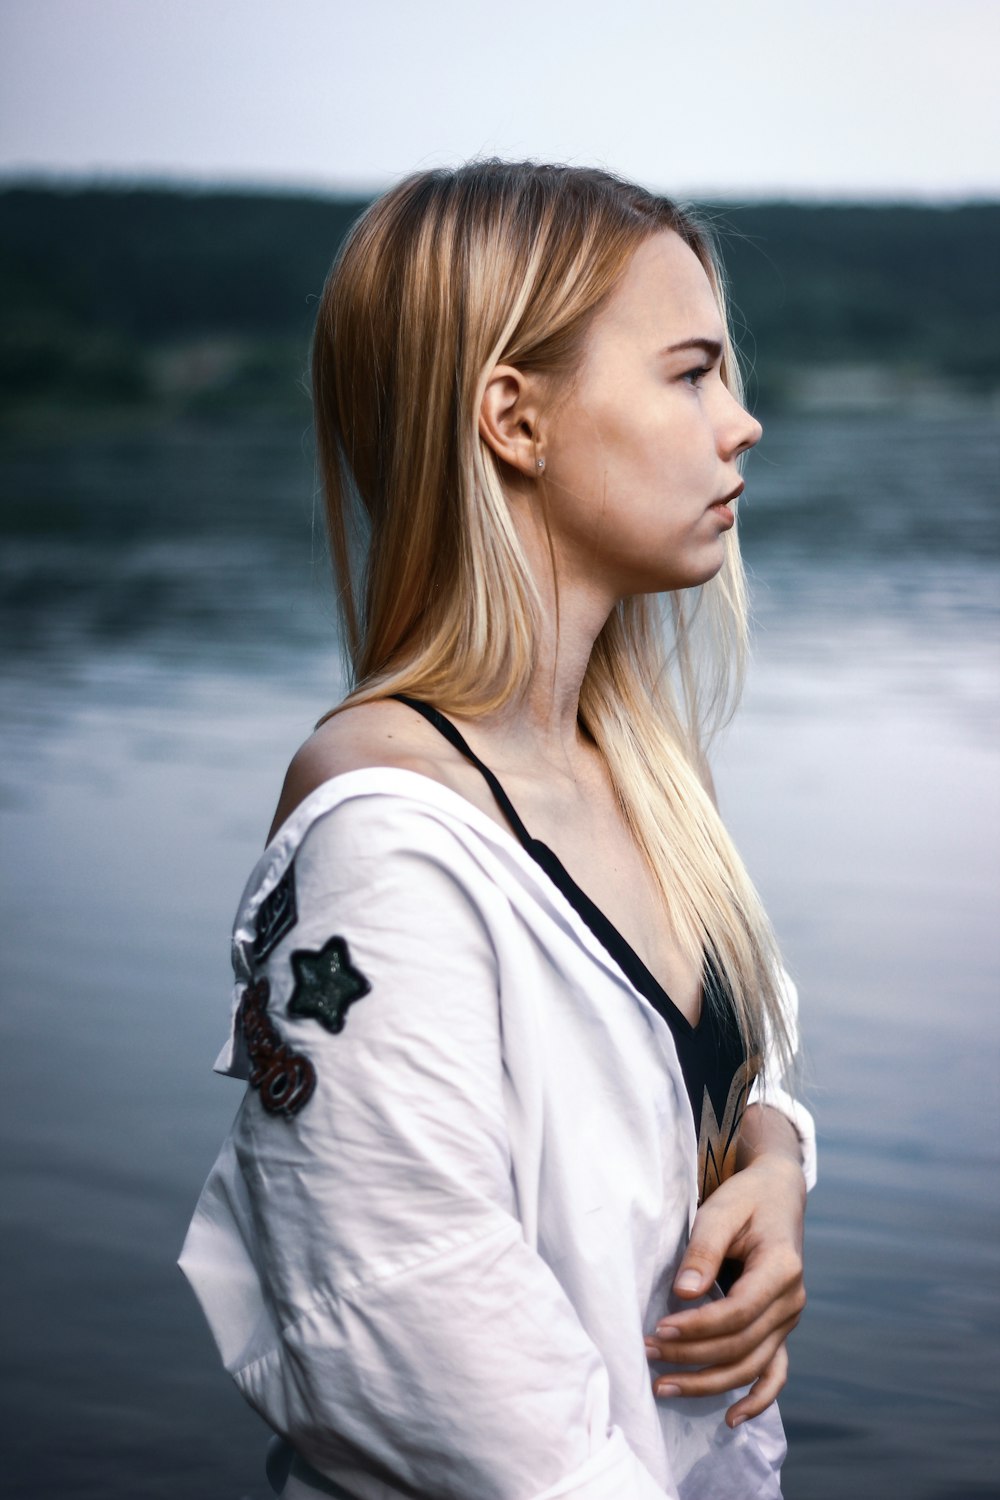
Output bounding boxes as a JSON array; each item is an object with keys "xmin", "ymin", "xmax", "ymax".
[
  {"xmin": 722, "ymin": 391, "xmax": 763, "ymax": 459},
  {"xmin": 738, "ymin": 409, "xmax": 764, "ymax": 455}
]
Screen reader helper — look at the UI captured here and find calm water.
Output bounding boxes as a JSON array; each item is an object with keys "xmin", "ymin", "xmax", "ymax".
[{"xmin": 1, "ymin": 411, "xmax": 998, "ymax": 1499}]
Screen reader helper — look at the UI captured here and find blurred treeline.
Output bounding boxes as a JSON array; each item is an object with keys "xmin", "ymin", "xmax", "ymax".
[{"xmin": 2, "ymin": 183, "xmax": 997, "ymax": 428}]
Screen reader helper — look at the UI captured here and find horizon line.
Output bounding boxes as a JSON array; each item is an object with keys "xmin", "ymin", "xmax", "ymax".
[{"xmin": 0, "ymin": 166, "xmax": 996, "ymax": 210}]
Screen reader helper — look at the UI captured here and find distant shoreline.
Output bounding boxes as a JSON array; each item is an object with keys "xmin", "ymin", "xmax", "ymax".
[{"xmin": 3, "ymin": 185, "xmax": 997, "ymax": 428}]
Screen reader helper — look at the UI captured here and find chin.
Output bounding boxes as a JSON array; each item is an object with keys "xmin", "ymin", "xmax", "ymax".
[
  {"xmin": 640, "ymin": 550, "xmax": 727, "ymax": 596},
  {"xmin": 695, "ymin": 551, "xmax": 728, "ymax": 587}
]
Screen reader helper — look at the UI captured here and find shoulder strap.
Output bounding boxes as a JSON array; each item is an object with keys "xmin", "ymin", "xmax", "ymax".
[{"xmin": 390, "ymin": 694, "xmax": 535, "ymax": 849}]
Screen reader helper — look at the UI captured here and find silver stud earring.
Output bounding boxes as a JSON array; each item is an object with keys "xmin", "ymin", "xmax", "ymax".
[{"xmin": 536, "ymin": 458, "xmax": 545, "ymax": 471}]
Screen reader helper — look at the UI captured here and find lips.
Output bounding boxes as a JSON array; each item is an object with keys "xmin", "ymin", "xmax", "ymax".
[{"xmin": 708, "ymin": 481, "xmax": 741, "ymax": 531}]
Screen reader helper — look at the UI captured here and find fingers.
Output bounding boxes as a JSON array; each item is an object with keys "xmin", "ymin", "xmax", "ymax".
[
  {"xmin": 655, "ymin": 1243, "xmax": 805, "ymax": 1344},
  {"xmin": 726, "ymin": 1344, "xmax": 789, "ymax": 1428},
  {"xmin": 646, "ymin": 1304, "xmax": 801, "ymax": 1370},
  {"xmin": 650, "ymin": 1320, "xmax": 793, "ymax": 1405},
  {"xmin": 669, "ymin": 1199, "xmax": 749, "ymax": 1303}
]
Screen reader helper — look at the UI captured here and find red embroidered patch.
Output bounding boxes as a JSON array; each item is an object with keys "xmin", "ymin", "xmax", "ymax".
[{"xmin": 239, "ymin": 977, "xmax": 316, "ymax": 1118}]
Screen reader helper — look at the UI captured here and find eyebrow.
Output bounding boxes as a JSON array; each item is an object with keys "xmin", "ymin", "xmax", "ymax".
[{"xmin": 660, "ymin": 338, "xmax": 724, "ymax": 361}]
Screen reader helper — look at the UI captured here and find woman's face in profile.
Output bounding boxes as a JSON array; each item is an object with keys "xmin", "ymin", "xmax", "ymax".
[{"xmin": 542, "ymin": 229, "xmax": 763, "ymax": 599}]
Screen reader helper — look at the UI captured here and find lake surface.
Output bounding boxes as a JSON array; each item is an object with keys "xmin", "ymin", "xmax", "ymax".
[{"xmin": 1, "ymin": 410, "xmax": 998, "ymax": 1499}]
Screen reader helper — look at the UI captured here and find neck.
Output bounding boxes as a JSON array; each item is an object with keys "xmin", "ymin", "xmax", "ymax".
[{"xmin": 472, "ymin": 507, "xmax": 618, "ymax": 778}]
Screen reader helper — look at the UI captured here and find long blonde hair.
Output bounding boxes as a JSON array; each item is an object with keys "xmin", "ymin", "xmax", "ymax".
[{"xmin": 311, "ymin": 158, "xmax": 792, "ymax": 1076}]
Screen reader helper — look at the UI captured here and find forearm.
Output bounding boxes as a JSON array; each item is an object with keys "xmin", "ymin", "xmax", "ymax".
[{"xmin": 649, "ymin": 1103, "xmax": 807, "ymax": 1423}]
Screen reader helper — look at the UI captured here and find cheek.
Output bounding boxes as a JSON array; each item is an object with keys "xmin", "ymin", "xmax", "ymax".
[
  {"xmin": 554, "ymin": 389, "xmax": 699, "ymax": 528},
  {"xmin": 615, "ymin": 412, "xmax": 696, "ymax": 509},
  {"xmin": 597, "ymin": 406, "xmax": 675, "ymax": 493}
]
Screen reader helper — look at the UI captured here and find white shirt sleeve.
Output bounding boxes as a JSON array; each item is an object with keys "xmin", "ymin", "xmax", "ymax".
[
  {"xmin": 746, "ymin": 968, "xmax": 817, "ymax": 1191},
  {"xmin": 182, "ymin": 797, "xmax": 671, "ymax": 1500}
]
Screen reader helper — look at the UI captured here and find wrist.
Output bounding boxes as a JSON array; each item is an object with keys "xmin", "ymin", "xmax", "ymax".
[
  {"xmin": 736, "ymin": 1104, "xmax": 806, "ymax": 1180},
  {"xmin": 740, "ymin": 1150, "xmax": 808, "ymax": 1199}
]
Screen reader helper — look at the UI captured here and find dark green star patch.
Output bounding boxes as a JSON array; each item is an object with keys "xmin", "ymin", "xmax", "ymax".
[{"xmin": 287, "ymin": 936, "xmax": 371, "ymax": 1034}]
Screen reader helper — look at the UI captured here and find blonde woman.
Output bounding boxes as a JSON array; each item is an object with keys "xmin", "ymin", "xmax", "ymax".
[{"xmin": 181, "ymin": 160, "xmax": 816, "ymax": 1500}]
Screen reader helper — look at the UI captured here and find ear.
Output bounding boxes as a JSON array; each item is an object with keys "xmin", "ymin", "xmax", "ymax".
[{"xmin": 478, "ymin": 364, "xmax": 543, "ymax": 477}]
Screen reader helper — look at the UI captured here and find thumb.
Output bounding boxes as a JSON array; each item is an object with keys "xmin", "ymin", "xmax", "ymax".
[{"xmin": 673, "ymin": 1217, "xmax": 728, "ymax": 1299}]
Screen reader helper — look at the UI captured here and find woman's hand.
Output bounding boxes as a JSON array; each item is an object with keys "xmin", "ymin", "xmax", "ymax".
[{"xmin": 644, "ymin": 1106, "xmax": 807, "ymax": 1428}]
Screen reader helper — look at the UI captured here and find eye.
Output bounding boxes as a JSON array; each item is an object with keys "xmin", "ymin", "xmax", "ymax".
[{"xmin": 681, "ymin": 365, "xmax": 711, "ymax": 387}]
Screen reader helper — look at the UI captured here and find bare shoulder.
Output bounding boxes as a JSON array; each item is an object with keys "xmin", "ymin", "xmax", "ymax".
[{"xmin": 266, "ymin": 697, "xmax": 477, "ymax": 844}]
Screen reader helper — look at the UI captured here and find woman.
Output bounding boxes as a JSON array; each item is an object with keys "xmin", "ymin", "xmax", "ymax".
[{"xmin": 180, "ymin": 159, "xmax": 816, "ymax": 1500}]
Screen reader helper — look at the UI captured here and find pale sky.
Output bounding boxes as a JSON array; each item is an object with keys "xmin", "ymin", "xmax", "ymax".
[{"xmin": 1, "ymin": 0, "xmax": 996, "ymax": 200}]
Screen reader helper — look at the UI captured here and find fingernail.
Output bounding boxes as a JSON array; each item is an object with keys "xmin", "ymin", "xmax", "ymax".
[
  {"xmin": 656, "ymin": 1382, "xmax": 681, "ymax": 1398},
  {"xmin": 644, "ymin": 1341, "xmax": 659, "ymax": 1360},
  {"xmin": 729, "ymin": 1414, "xmax": 746, "ymax": 1428},
  {"xmin": 675, "ymin": 1269, "xmax": 703, "ymax": 1293},
  {"xmin": 654, "ymin": 1323, "xmax": 680, "ymax": 1339}
]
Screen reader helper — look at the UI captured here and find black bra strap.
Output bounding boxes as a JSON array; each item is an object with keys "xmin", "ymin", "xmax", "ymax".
[{"xmin": 390, "ymin": 694, "xmax": 536, "ymax": 849}]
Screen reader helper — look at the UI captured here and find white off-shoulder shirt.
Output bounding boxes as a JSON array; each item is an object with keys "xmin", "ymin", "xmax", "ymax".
[{"xmin": 179, "ymin": 768, "xmax": 815, "ymax": 1500}]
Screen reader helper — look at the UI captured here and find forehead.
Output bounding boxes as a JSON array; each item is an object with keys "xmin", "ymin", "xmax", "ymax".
[{"xmin": 590, "ymin": 229, "xmax": 722, "ymax": 346}]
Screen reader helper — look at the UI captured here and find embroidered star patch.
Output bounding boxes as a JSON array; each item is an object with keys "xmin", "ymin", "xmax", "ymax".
[
  {"xmin": 287, "ymin": 936, "xmax": 371, "ymax": 1034},
  {"xmin": 239, "ymin": 977, "xmax": 315, "ymax": 1118},
  {"xmin": 253, "ymin": 863, "xmax": 298, "ymax": 964}
]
